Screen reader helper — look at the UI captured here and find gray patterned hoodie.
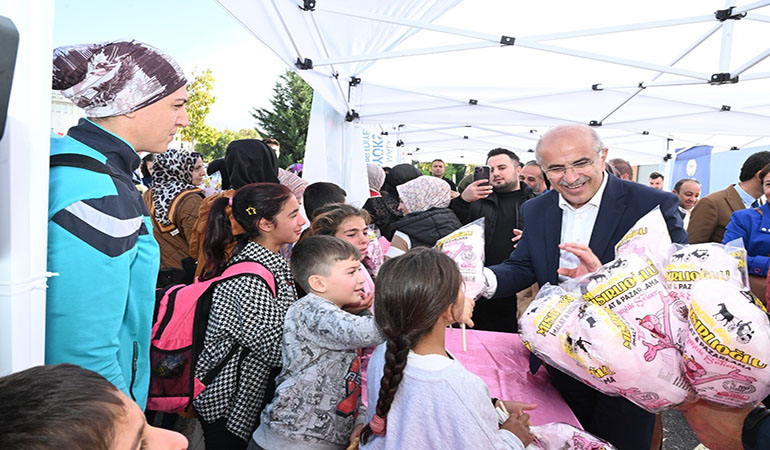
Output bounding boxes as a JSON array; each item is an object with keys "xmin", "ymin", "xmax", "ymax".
[{"xmin": 253, "ymin": 293, "xmax": 385, "ymax": 449}]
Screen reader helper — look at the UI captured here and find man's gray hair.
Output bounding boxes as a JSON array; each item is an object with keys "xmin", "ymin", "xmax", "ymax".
[{"xmin": 534, "ymin": 125, "xmax": 606, "ymax": 166}]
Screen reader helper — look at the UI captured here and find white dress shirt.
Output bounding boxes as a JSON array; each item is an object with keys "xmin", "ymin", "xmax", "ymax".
[
  {"xmin": 483, "ymin": 173, "xmax": 609, "ymax": 296},
  {"xmin": 557, "ymin": 173, "xmax": 609, "ymax": 281}
]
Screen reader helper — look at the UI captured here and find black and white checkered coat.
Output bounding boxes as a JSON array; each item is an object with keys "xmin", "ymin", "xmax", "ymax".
[{"xmin": 193, "ymin": 241, "xmax": 297, "ymax": 440}]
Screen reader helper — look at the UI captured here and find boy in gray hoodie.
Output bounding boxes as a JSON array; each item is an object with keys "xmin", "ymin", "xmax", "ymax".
[{"xmin": 251, "ymin": 236, "xmax": 385, "ymax": 450}]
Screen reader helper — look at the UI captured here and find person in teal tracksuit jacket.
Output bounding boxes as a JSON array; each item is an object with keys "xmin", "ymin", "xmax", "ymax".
[{"xmin": 46, "ymin": 40, "xmax": 188, "ymax": 409}]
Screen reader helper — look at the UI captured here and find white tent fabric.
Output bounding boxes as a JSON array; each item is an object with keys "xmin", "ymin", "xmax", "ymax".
[
  {"xmin": 0, "ymin": 0, "xmax": 54, "ymax": 375},
  {"xmin": 216, "ymin": 0, "xmax": 770, "ymax": 198}
]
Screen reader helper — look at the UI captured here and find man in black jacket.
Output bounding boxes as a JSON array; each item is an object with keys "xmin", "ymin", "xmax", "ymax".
[{"xmin": 450, "ymin": 148, "xmax": 535, "ymax": 332}]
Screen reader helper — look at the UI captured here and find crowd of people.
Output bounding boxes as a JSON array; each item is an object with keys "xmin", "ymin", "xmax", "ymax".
[{"xmin": 3, "ymin": 39, "xmax": 770, "ymax": 450}]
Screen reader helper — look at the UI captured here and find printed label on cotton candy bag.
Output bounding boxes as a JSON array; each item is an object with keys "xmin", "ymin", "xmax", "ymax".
[
  {"xmin": 683, "ymin": 279, "xmax": 770, "ymax": 407},
  {"xmin": 526, "ymin": 422, "xmax": 617, "ymax": 450},
  {"xmin": 436, "ymin": 218, "xmax": 486, "ymax": 300},
  {"xmin": 520, "ymin": 284, "xmax": 693, "ymax": 411}
]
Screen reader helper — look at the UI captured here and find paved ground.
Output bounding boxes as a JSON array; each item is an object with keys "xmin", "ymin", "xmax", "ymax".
[{"xmin": 662, "ymin": 409, "xmax": 702, "ymax": 450}]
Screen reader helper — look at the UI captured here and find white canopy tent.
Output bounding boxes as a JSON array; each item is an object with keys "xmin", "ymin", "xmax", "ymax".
[{"xmin": 216, "ymin": 0, "xmax": 770, "ymax": 203}]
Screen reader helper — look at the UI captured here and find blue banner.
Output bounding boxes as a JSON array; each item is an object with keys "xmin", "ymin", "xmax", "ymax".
[{"xmin": 672, "ymin": 145, "xmax": 712, "ymax": 196}]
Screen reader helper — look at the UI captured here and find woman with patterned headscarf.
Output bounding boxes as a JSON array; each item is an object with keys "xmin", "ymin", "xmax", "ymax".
[
  {"xmin": 47, "ymin": 40, "xmax": 188, "ymax": 410},
  {"xmin": 142, "ymin": 149, "xmax": 206, "ymax": 283},
  {"xmin": 362, "ymin": 163, "xmax": 422, "ymax": 240},
  {"xmin": 385, "ymin": 176, "xmax": 462, "ymax": 258}
]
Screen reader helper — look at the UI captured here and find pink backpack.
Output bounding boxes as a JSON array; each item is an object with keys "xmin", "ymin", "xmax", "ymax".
[{"xmin": 147, "ymin": 261, "xmax": 276, "ymax": 413}]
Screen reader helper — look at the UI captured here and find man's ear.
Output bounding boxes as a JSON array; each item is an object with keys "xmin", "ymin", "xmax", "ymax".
[
  {"xmin": 257, "ymin": 217, "xmax": 275, "ymax": 234},
  {"xmin": 124, "ymin": 111, "xmax": 137, "ymax": 119},
  {"xmin": 307, "ymin": 274, "xmax": 326, "ymax": 293}
]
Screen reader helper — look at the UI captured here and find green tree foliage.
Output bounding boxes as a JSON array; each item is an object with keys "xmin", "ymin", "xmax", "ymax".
[
  {"xmin": 251, "ymin": 70, "xmax": 313, "ymax": 168},
  {"xmin": 195, "ymin": 128, "xmax": 262, "ymax": 162},
  {"xmin": 417, "ymin": 162, "xmax": 468, "ymax": 184},
  {"xmin": 180, "ymin": 68, "xmax": 217, "ymax": 148}
]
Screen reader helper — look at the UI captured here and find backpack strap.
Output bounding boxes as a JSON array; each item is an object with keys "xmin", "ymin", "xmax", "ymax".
[
  {"xmin": 50, "ymin": 153, "xmax": 116, "ymax": 177},
  {"xmin": 220, "ymin": 261, "xmax": 277, "ymax": 297}
]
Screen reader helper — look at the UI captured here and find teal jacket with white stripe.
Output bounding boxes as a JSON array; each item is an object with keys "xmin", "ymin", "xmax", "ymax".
[{"xmin": 46, "ymin": 119, "xmax": 160, "ymax": 409}]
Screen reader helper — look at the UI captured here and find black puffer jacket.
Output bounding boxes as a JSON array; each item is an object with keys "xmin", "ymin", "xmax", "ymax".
[{"xmin": 391, "ymin": 207, "xmax": 463, "ymax": 248}]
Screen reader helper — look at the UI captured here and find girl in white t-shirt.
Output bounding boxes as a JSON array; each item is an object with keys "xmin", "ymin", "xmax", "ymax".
[{"xmin": 359, "ymin": 248, "xmax": 534, "ymax": 450}]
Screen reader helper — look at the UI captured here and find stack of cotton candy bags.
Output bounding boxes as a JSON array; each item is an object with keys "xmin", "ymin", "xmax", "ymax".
[
  {"xmin": 436, "ymin": 218, "xmax": 486, "ymax": 300},
  {"xmin": 521, "ymin": 256, "xmax": 694, "ymax": 411},
  {"xmin": 521, "ymin": 208, "xmax": 695, "ymax": 412},
  {"xmin": 680, "ymin": 279, "xmax": 770, "ymax": 406},
  {"xmin": 525, "ymin": 423, "xmax": 616, "ymax": 450}
]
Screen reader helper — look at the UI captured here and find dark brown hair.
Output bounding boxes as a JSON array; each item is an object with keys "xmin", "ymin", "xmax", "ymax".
[
  {"xmin": 360, "ymin": 248, "xmax": 463, "ymax": 443},
  {"xmin": 290, "ymin": 235, "xmax": 360, "ymax": 293},
  {"xmin": 0, "ymin": 364, "xmax": 124, "ymax": 450},
  {"xmin": 201, "ymin": 182, "xmax": 292, "ymax": 279},
  {"xmin": 306, "ymin": 203, "xmax": 370, "ymax": 238}
]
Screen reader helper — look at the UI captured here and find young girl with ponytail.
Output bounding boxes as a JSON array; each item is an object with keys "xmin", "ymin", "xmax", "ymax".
[
  {"xmin": 360, "ymin": 248, "xmax": 535, "ymax": 449},
  {"xmin": 193, "ymin": 182, "xmax": 306, "ymax": 450}
]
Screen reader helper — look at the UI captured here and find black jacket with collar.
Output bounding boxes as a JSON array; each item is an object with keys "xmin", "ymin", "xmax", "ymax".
[
  {"xmin": 391, "ymin": 207, "xmax": 463, "ymax": 248},
  {"xmin": 449, "ymin": 181, "xmax": 536, "ymax": 261}
]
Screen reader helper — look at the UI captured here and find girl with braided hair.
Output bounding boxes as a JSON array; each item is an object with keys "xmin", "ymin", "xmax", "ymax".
[
  {"xmin": 194, "ymin": 183, "xmax": 306, "ymax": 449},
  {"xmin": 360, "ymin": 248, "xmax": 534, "ymax": 449}
]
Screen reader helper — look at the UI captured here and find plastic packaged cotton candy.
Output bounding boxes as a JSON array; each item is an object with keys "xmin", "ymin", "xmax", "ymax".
[
  {"xmin": 665, "ymin": 241, "xmax": 748, "ymax": 293},
  {"xmin": 525, "ymin": 423, "xmax": 617, "ymax": 450},
  {"xmin": 436, "ymin": 218, "xmax": 486, "ymax": 300},
  {"xmin": 520, "ymin": 284, "xmax": 694, "ymax": 411},
  {"xmin": 614, "ymin": 206, "xmax": 672, "ymax": 267},
  {"xmin": 682, "ymin": 279, "xmax": 770, "ymax": 407},
  {"xmin": 566, "ymin": 252, "xmax": 690, "ymax": 355}
]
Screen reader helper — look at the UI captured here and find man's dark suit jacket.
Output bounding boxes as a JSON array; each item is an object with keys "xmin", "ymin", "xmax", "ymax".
[
  {"xmin": 488, "ymin": 173, "xmax": 688, "ymax": 449},
  {"xmin": 490, "ymin": 173, "xmax": 688, "ymax": 296}
]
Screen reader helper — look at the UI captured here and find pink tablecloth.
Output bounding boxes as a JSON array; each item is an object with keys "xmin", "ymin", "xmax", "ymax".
[
  {"xmin": 361, "ymin": 328, "xmax": 581, "ymax": 428},
  {"xmin": 444, "ymin": 328, "xmax": 580, "ymax": 428}
]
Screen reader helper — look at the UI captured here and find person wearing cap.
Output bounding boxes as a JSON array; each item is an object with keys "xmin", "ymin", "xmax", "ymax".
[{"xmin": 46, "ymin": 40, "xmax": 188, "ymax": 409}]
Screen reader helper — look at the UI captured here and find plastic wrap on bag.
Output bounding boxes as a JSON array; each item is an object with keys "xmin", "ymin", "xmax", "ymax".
[
  {"xmin": 567, "ymin": 253, "xmax": 690, "ymax": 357},
  {"xmin": 682, "ymin": 279, "xmax": 770, "ymax": 407},
  {"xmin": 436, "ymin": 218, "xmax": 486, "ymax": 300},
  {"xmin": 520, "ymin": 280, "xmax": 694, "ymax": 412},
  {"xmin": 614, "ymin": 206, "xmax": 672, "ymax": 266},
  {"xmin": 665, "ymin": 240, "xmax": 749, "ymax": 293},
  {"xmin": 363, "ymin": 225, "xmax": 384, "ymax": 277},
  {"xmin": 200, "ymin": 171, "xmax": 223, "ymax": 197},
  {"xmin": 526, "ymin": 422, "xmax": 617, "ymax": 450}
]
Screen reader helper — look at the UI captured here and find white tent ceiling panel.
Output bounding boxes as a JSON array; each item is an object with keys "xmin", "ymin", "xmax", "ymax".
[{"xmin": 216, "ymin": 0, "xmax": 770, "ymax": 197}]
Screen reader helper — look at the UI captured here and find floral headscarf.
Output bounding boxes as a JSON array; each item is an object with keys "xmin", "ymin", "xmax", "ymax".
[
  {"xmin": 151, "ymin": 149, "xmax": 201, "ymax": 227},
  {"xmin": 396, "ymin": 176, "xmax": 451, "ymax": 213},
  {"xmin": 52, "ymin": 40, "xmax": 186, "ymax": 118}
]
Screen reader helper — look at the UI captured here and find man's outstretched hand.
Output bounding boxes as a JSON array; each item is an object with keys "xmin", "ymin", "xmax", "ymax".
[{"xmin": 557, "ymin": 243, "xmax": 602, "ymax": 279}]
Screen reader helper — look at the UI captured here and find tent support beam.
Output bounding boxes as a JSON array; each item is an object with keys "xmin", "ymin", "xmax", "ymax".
[
  {"xmin": 269, "ymin": 0, "xmax": 312, "ymax": 69},
  {"xmin": 306, "ymin": 12, "xmax": 352, "ymax": 112},
  {"xmin": 524, "ymin": 14, "xmax": 716, "ymax": 42},
  {"xmin": 719, "ymin": 0, "xmax": 737, "ymax": 73},
  {"xmin": 732, "ymin": 47, "xmax": 770, "ymax": 77},
  {"xmin": 315, "ymin": 41, "xmax": 498, "ymax": 66},
  {"xmin": 597, "ymin": 22, "xmax": 722, "ymax": 123},
  {"xmin": 747, "ymin": 13, "xmax": 770, "ymax": 23},
  {"xmin": 517, "ymin": 41, "xmax": 711, "ymax": 80},
  {"xmin": 734, "ymin": 0, "xmax": 770, "ymax": 15},
  {"xmin": 316, "ymin": 4, "xmax": 499, "ymax": 42},
  {"xmin": 741, "ymin": 71, "xmax": 770, "ymax": 81}
]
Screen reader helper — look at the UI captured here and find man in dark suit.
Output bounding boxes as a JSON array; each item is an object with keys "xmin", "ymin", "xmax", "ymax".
[{"xmin": 483, "ymin": 124, "xmax": 687, "ymax": 450}]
